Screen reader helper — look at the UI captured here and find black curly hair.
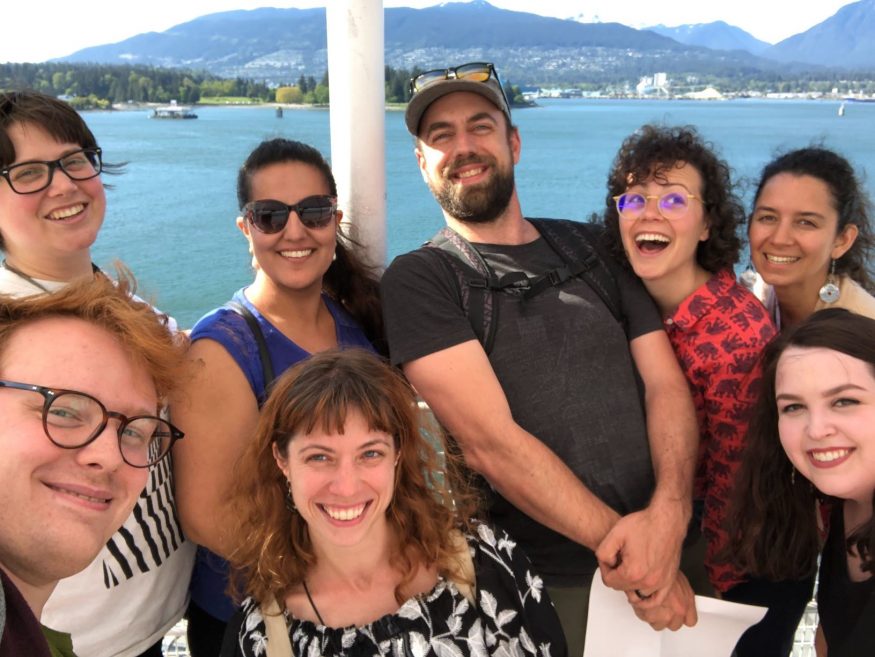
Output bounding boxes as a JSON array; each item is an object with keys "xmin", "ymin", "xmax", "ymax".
[
  {"xmin": 750, "ymin": 147, "xmax": 874, "ymax": 292},
  {"xmin": 601, "ymin": 124, "xmax": 744, "ymax": 273}
]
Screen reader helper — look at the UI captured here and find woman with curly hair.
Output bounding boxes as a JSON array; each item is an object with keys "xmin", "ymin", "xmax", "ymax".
[
  {"xmin": 601, "ymin": 125, "xmax": 806, "ymax": 655},
  {"xmin": 747, "ymin": 147, "xmax": 875, "ymax": 328},
  {"xmin": 219, "ymin": 349, "xmax": 566, "ymax": 657},
  {"xmin": 727, "ymin": 308, "xmax": 875, "ymax": 657}
]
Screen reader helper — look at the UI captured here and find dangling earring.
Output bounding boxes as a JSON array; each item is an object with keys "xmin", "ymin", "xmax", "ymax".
[
  {"xmin": 791, "ymin": 468, "xmax": 796, "ymax": 486},
  {"xmin": 284, "ymin": 480, "xmax": 296, "ymax": 512},
  {"xmin": 739, "ymin": 259, "xmax": 758, "ymax": 291},
  {"xmin": 818, "ymin": 260, "xmax": 841, "ymax": 304}
]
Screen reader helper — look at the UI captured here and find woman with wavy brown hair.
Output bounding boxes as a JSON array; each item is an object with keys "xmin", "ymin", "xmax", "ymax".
[{"xmin": 220, "ymin": 349, "xmax": 566, "ymax": 657}]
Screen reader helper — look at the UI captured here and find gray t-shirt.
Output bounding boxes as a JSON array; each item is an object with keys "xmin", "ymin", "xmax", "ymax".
[{"xmin": 382, "ymin": 225, "xmax": 661, "ymax": 584}]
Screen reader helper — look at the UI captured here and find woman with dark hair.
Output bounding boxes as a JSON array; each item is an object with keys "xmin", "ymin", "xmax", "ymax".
[
  {"xmin": 728, "ymin": 308, "xmax": 875, "ymax": 657},
  {"xmin": 0, "ymin": 90, "xmax": 194, "ymax": 657},
  {"xmin": 172, "ymin": 138, "xmax": 383, "ymax": 655},
  {"xmin": 0, "ymin": 90, "xmax": 106, "ymax": 293},
  {"xmin": 747, "ymin": 147, "xmax": 875, "ymax": 328},
  {"xmin": 601, "ymin": 125, "xmax": 807, "ymax": 655},
  {"xmin": 220, "ymin": 349, "xmax": 566, "ymax": 657}
]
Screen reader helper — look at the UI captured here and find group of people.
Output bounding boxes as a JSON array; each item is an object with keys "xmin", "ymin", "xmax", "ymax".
[{"xmin": 0, "ymin": 58, "xmax": 872, "ymax": 657}]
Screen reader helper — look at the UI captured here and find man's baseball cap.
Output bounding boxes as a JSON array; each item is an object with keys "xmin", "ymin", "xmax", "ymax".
[{"xmin": 405, "ymin": 62, "xmax": 512, "ymax": 136}]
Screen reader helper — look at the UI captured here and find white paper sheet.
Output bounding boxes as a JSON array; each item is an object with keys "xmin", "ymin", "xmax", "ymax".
[{"xmin": 582, "ymin": 571, "xmax": 768, "ymax": 657}]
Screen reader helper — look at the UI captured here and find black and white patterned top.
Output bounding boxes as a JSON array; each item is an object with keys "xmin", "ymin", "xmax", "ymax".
[{"xmin": 229, "ymin": 524, "xmax": 567, "ymax": 657}]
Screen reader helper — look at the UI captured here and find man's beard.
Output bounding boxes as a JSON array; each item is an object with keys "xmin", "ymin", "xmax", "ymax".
[{"xmin": 429, "ymin": 156, "xmax": 515, "ymax": 224}]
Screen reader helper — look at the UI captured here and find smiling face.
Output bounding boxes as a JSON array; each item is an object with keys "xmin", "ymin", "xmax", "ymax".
[
  {"xmin": 275, "ymin": 407, "xmax": 396, "ymax": 553},
  {"xmin": 618, "ymin": 162, "xmax": 710, "ymax": 287},
  {"xmin": 0, "ymin": 317, "xmax": 154, "ymax": 590},
  {"xmin": 415, "ymin": 91, "xmax": 519, "ymax": 224},
  {"xmin": 237, "ymin": 160, "xmax": 340, "ymax": 295},
  {"xmin": 749, "ymin": 173, "xmax": 858, "ymax": 297},
  {"xmin": 776, "ymin": 346, "xmax": 875, "ymax": 505},
  {"xmin": 0, "ymin": 122, "xmax": 105, "ymax": 270}
]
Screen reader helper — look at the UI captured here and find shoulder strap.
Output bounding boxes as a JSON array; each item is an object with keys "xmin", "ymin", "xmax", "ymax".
[
  {"xmin": 422, "ymin": 220, "xmax": 625, "ymax": 353},
  {"xmin": 225, "ymin": 301, "xmax": 276, "ymax": 394},
  {"xmin": 261, "ymin": 597, "xmax": 294, "ymax": 657},
  {"xmin": 423, "ymin": 228, "xmax": 501, "ymax": 353},
  {"xmin": 528, "ymin": 218, "xmax": 623, "ymax": 324},
  {"xmin": 448, "ymin": 530, "xmax": 476, "ymax": 605}
]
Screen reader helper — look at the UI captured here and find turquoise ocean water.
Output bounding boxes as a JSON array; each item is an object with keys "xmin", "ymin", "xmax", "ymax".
[{"xmin": 83, "ymin": 99, "xmax": 875, "ymax": 328}]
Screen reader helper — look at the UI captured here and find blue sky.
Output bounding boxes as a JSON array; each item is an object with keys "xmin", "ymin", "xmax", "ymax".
[{"xmin": 3, "ymin": 0, "xmax": 854, "ymax": 63}]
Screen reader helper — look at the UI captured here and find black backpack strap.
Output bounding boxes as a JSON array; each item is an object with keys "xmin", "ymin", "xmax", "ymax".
[
  {"xmin": 423, "ymin": 228, "xmax": 500, "ymax": 353},
  {"xmin": 225, "ymin": 301, "xmax": 276, "ymax": 398},
  {"xmin": 529, "ymin": 218, "xmax": 623, "ymax": 325}
]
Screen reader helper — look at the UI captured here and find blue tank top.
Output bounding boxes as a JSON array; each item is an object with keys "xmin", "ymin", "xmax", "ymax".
[{"xmin": 187, "ymin": 288, "xmax": 374, "ymax": 620}]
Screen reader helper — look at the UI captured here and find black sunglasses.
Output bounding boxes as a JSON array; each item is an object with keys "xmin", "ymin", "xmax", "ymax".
[
  {"xmin": 408, "ymin": 62, "xmax": 510, "ymax": 108},
  {"xmin": 243, "ymin": 195, "xmax": 338, "ymax": 233}
]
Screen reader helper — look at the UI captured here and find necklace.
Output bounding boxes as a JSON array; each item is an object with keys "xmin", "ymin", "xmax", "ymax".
[
  {"xmin": 1, "ymin": 260, "xmax": 101, "ymax": 293},
  {"xmin": 2, "ymin": 259, "xmax": 50, "ymax": 292},
  {"xmin": 302, "ymin": 579, "xmax": 326, "ymax": 626}
]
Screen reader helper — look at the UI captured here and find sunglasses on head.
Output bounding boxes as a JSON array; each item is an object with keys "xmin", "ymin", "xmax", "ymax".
[
  {"xmin": 409, "ymin": 62, "xmax": 510, "ymax": 106},
  {"xmin": 243, "ymin": 195, "xmax": 338, "ymax": 233}
]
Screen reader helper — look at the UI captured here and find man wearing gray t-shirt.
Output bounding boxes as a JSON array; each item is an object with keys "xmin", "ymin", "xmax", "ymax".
[{"xmin": 381, "ymin": 62, "xmax": 699, "ymax": 656}]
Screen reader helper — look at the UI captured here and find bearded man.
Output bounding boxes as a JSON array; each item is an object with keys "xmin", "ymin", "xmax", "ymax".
[{"xmin": 380, "ymin": 63, "xmax": 700, "ymax": 656}]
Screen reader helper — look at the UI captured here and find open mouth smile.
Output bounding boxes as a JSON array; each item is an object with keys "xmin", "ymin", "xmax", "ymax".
[
  {"xmin": 319, "ymin": 501, "xmax": 369, "ymax": 522},
  {"xmin": 46, "ymin": 203, "xmax": 86, "ymax": 221},
  {"xmin": 279, "ymin": 249, "xmax": 314, "ymax": 259},
  {"xmin": 634, "ymin": 232, "xmax": 671, "ymax": 254},
  {"xmin": 808, "ymin": 447, "xmax": 853, "ymax": 467}
]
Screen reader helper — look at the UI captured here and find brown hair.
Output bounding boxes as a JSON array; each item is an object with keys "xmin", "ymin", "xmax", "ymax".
[
  {"xmin": 602, "ymin": 124, "xmax": 744, "ymax": 273},
  {"xmin": 225, "ymin": 349, "xmax": 480, "ymax": 606},
  {"xmin": 750, "ymin": 147, "xmax": 874, "ymax": 292},
  {"xmin": 0, "ymin": 265, "xmax": 188, "ymax": 403},
  {"xmin": 0, "ymin": 90, "xmax": 99, "ymax": 168},
  {"xmin": 726, "ymin": 308, "xmax": 875, "ymax": 578}
]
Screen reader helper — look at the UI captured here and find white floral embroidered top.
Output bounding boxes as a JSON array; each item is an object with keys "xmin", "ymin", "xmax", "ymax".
[{"xmin": 229, "ymin": 524, "xmax": 566, "ymax": 657}]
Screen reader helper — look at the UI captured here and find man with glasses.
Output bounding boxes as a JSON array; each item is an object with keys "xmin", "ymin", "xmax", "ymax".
[
  {"xmin": 0, "ymin": 90, "xmax": 194, "ymax": 657},
  {"xmin": 381, "ymin": 62, "xmax": 699, "ymax": 653},
  {"xmin": 0, "ymin": 272, "xmax": 187, "ymax": 656}
]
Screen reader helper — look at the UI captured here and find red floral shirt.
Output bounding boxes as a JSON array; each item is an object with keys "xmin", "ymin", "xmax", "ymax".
[{"xmin": 664, "ymin": 269, "xmax": 776, "ymax": 592}]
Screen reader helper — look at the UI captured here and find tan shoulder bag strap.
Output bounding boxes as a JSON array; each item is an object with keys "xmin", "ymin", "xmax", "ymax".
[
  {"xmin": 448, "ymin": 530, "xmax": 476, "ymax": 604},
  {"xmin": 261, "ymin": 597, "xmax": 294, "ymax": 657}
]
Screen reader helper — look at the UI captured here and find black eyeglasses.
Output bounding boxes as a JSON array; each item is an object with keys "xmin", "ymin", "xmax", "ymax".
[
  {"xmin": 0, "ymin": 380, "xmax": 183, "ymax": 468},
  {"xmin": 0, "ymin": 148, "xmax": 103, "ymax": 195},
  {"xmin": 613, "ymin": 191, "xmax": 701, "ymax": 221},
  {"xmin": 242, "ymin": 195, "xmax": 338, "ymax": 233}
]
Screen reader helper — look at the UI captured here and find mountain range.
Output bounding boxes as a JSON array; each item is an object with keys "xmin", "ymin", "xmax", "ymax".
[{"xmin": 57, "ymin": 0, "xmax": 875, "ymax": 85}]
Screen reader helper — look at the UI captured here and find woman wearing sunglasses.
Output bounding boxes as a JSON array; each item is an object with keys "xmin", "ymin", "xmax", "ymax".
[
  {"xmin": 601, "ymin": 125, "xmax": 810, "ymax": 656},
  {"xmin": 745, "ymin": 147, "xmax": 875, "ymax": 329},
  {"xmin": 172, "ymin": 138, "xmax": 383, "ymax": 656}
]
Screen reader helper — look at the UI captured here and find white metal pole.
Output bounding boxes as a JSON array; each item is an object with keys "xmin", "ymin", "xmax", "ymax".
[{"xmin": 326, "ymin": 0, "xmax": 386, "ymax": 269}]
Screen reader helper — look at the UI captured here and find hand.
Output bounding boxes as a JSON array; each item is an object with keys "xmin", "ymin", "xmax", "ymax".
[
  {"xmin": 631, "ymin": 572, "xmax": 697, "ymax": 631},
  {"xmin": 595, "ymin": 501, "xmax": 687, "ymax": 607}
]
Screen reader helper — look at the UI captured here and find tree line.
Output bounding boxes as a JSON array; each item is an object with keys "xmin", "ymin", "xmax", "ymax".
[
  {"xmin": 0, "ymin": 62, "xmax": 273, "ymax": 108},
  {"xmin": 0, "ymin": 61, "xmax": 535, "ymax": 110}
]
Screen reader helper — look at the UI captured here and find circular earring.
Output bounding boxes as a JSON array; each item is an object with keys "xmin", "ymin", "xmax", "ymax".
[{"xmin": 818, "ymin": 259, "xmax": 840, "ymax": 304}]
